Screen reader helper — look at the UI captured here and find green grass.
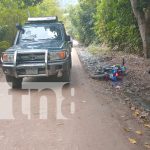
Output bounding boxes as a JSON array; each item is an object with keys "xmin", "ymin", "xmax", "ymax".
[{"xmin": 87, "ymin": 44, "xmax": 111, "ymax": 56}]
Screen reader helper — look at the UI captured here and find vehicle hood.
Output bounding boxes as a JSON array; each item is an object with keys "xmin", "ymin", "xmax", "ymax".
[{"xmin": 6, "ymin": 41, "xmax": 66, "ymax": 52}]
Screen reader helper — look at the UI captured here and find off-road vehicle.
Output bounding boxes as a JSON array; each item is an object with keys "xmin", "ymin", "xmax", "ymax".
[{"xmin": 1, "ymin": 16, "xmax": 72, "ymax": 88}]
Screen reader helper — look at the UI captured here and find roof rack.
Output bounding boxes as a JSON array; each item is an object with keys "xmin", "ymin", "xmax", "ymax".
[{"xmin": 27, "ymin": 16, "xmax": 58, "ymax": 23}]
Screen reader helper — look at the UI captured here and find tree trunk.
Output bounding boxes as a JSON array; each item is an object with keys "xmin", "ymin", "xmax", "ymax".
[{"xmin": 130, "ymin": 0, "xmax": 150, "ymax": 58}]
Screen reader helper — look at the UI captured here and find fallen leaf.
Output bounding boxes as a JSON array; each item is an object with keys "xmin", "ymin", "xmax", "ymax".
[
  {"xmin": 144, "ymin": 143, "xmax": 150, "ymax": 149},
  {"xmin": 121, "ymin": 115, "xmax": 125, "ymax": 118},
  {"xmin": 135, "ymin": 110, "xmax": 140, "ymax": 115},
  {"xmin": 133, "ymin": 110, "xmax": 140, "ymax": 117},
  {"xmin": 131, "ymin": 106, "xmax": 135, "ymax": 111},
  {"xmin": 135, "ymin": 130, "xmax": 143, "ymax": 135},
  {"xmin": 56, "ymin": 123, "xmax": 64, "ymax": 126},
  {"xmin": 144, "ymin": 124, "xmax": 150, "ymax": 128},
  {"xmin": 128, "ymin": 138, "xmax": 137, "ymax": 144},
  {"xmin": 124, "ymin": 128, "xmax": 131, "ymax": 132}
]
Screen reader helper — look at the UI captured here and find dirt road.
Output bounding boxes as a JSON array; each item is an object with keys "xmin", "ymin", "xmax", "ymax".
[{"xmin": 0, "ymin": 47, "xmax": 144, "ymax": 150}]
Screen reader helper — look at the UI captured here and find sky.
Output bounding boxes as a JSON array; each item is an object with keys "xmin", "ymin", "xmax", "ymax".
[{"xmin": 59, "ymin": 0, "xmax": 78, "ymax": 8}]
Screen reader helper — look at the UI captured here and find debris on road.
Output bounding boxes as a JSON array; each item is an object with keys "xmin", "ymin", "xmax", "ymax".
[
  {"xmin": 76, "ymin": 44, "xmax": 150, "ymax": 150},
  {"xmin": 140, "ymin": 111, "xmax": 149, "ymax": 119},
  {"xmin": 144, "ymin": 124, "xmax": 150, "ymax": 128},
  {"xmin": 144, "ymin": 143, "xmax": 150, "ymax": 149},
  {"xmin": 135, "ymin": 130, "xmax": 143, "ymax": 135},
  {"xmin": 128, "ymin": 138, "xmax": 137, "ymax": 144},
  {"xmin": 77, "ymin": 45, "xmax": 150, "ymax": 115},
  {"xmin": 132, "ymin": 109, "xmax": 140, "ymax": 117},
  {"xmin": 123, "ymin": 127, "xmax": 132, "ymax": 132},
  {"xmin": 90, "ymin": 63, "xmax": 127, "ymax": 82}
]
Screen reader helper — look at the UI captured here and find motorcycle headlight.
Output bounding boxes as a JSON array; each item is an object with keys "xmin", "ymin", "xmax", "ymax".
[
  {"xmin": 1, "ymin": 53, "xmax": 14, "ymax": 63},
  {"xmin": 49, "ymin": 51, "xmax": 67, "ymax": 61}
]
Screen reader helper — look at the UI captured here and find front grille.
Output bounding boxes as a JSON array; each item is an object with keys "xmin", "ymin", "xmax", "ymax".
[
  {"xmin": 16, "ymin": 67, "xmax": 46, "ymax": 76},
  {"xmin": 17, "ymin": 52, "xmax": 45, "ymax": 65}
]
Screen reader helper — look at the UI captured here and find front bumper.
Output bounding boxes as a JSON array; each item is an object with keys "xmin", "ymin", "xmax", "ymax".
[
  {"xmin": 2, "ymin": 60, "xmax": 69, "ymax": 78},
  {"xmin": 2, "ymin": 49, "xmax": 70, "ymax": 78}
]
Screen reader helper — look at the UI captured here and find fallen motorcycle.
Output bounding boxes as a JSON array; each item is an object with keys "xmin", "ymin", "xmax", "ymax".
[{"xmin": 90, "ymin": 59, "xmax": 127, "ymax": 81}]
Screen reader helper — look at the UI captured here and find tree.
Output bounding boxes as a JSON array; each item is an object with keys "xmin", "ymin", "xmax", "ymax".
[
  {"xmin": 33, "ymin": 0, "xmax": 62, "ymax": 18},
  {"xmin": 21, "ymin": 0, "xmax": 43, "ymax": 6},
  {"xmin": 94, "ymin": 0, "xmax": 141, "ymax": 53},
  {"xmin": 68, "ymin": 0, "xmax": 97, "ymax": 45},
  {"xmin": 0, "ymin": 0, "xmax": 43, "ymax": 8},
  {"xmin": 130, "ymin": 0, "xmax": 150, "ymax": 58},
  {"xmin": 0, "ymin": 0, "xmax": 62, "ymax": 45},
  {"xmin": 68, "ymin": 0, "xmax": 142, "ymax": 53}
]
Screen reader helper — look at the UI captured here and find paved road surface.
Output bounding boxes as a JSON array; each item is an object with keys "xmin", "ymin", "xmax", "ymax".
[{"xmin": 0, "ymin": 47, "xmax": 139, "ymax": 150}]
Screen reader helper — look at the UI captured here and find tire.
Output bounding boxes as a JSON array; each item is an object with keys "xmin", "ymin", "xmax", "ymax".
[
  {"xmin": 69, "ymin": 54, "xmax": 72, "ymax": 69},
  {"xmin": 5, "ymin": 75, "xmax": 22, "ymax": 89},
  {"xmin": 62, "ymin": 65, "xmax": 71, "ymax": 82}
]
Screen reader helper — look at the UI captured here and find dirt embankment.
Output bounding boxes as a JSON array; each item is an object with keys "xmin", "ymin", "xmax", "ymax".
[
  {"xmin": 76, "ymin": 44, "xmax": 150, "ymax": 118},
  {"xmin": 109, "ymin": 53, "xmax": 150, "ymax": 110}
]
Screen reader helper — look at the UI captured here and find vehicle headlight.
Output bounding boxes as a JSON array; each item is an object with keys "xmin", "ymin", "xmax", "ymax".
[
  {"xmin": 1, "ymin": 53, "xmax": 14, "ymax": 63},
  {"xmin": 49, "ymin": 51, "xmax": 67, "ymax": 61}
]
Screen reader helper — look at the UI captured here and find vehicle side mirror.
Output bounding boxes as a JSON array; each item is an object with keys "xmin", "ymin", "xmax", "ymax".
[
  {"xmin": 16, "ymin": 23, "xmax": 22, "ymax": 30},
  {"xmin": 16, "ymin": 23, "xmax": 25, "ymax": 33}
]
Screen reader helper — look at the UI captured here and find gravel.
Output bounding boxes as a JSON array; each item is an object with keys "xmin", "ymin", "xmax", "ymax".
[{"xmin": 77, "ymin": 45, "xmax": 150, "ymax": 112}]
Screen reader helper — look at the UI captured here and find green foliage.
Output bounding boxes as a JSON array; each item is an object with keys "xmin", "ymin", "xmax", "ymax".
[
  {"xmin": 0, "ymin": 41, "xmax": 10, "ymax": 50},
  {"xmin": 67, "ymin": 0, "xmax": 97, "ymax": 46},
  {"xmin": 68, "ymin": 0, "xmax": 143, "ymax": 54},
  {"xmin": 21, "ymin": 0, "xmax": 43, "ymax": 7},
  {"xmin": 0, "ymin": 41, "xmax": 10, "ymax": 55},
  {"xmin": 0, "ymin": 1, "xmax": 27, "ymax": 44},
  {"xmin": 1, "ymin": 0, "xmax": 43, "ymax": 8},
  {"xmin": 137, "ymin": 0, "xmax": 150, "ymax": 11},
  {"xmin": 87, "ymin": 43, "xmax": 110, "ymax": 55},
  {"xmin": 94, "ymin": 0, "xmax": 142, "ymax": 53},
  {"xmin": 31, "ymin": 0, "xmax": 62, "ymax": 18},
  {"xmin": 0, "ymin": 0, "xmax": 62, "ymax": 46}
]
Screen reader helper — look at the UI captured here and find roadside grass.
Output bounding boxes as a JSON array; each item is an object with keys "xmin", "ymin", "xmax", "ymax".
[{"xmin": 87, "ymin": 43, "xmax": 111, "ymax": 56}]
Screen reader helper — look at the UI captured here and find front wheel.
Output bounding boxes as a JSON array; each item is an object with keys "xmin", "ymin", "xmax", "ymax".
[
  {"xmin": 62, "ymin": 66, "xmax": 71, "ymax": 82},
  {"xmin": 5, "ymin": 75, "xmax": 22, "ymax": 89},
  {"xmin": 69, "ymin": 54, "xmax": 72, "ymax": 69}
]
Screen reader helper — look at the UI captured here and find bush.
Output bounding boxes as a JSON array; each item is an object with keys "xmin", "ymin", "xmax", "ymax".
[
  {"xmin": 0, "ymin": 41, "xmax": 10, "ymax": 54},
  {"xmin": 94, "ymin": 0, "xmax": 142, "ymax": 53},
  {"xmin": 87, "ymin": 43, "xmax": 110, "ymax": 55}
]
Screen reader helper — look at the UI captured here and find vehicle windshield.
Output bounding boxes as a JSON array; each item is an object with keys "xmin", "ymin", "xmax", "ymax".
[{"xmin": 18, "ymin": 24, "xmax": 63, "ymax": 43}]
